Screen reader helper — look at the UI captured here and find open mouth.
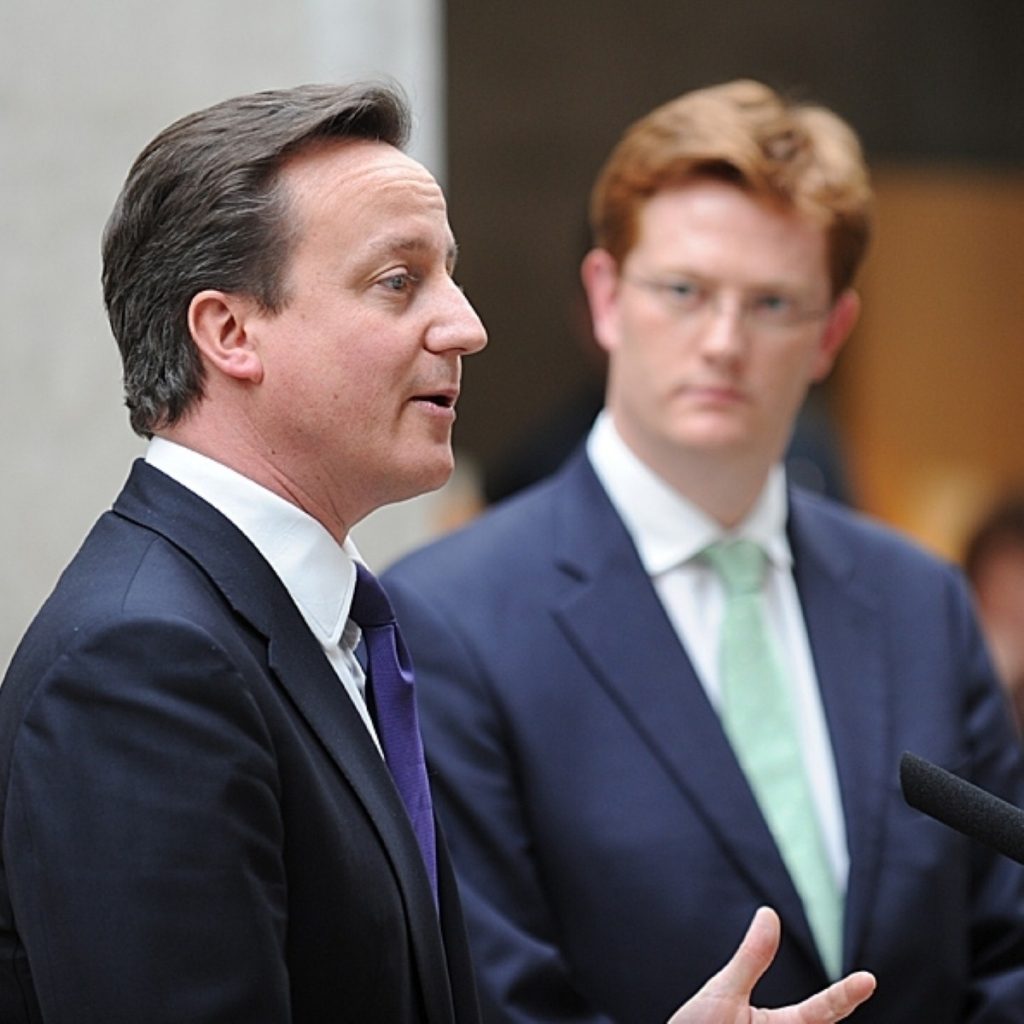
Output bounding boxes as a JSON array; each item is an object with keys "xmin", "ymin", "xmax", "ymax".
[{"xmin": 413, "ymin": 392, "xmax": 456, "ymax": 409}]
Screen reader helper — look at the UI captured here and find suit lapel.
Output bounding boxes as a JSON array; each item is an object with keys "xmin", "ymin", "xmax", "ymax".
[
  {"xmin": 788, "ymin": 494, "xmax": 890, "ymax": 973},
  {"xmin": 113, "ymin": 460, "xmax": 457, "ymax": 1024},
  {"xmin": 549, "ymin": 456, "xmax": 819, "ymax": 965},
  {"xmin": 260, "ymin": 593, "xmax": 459, "ymax": 1023}
]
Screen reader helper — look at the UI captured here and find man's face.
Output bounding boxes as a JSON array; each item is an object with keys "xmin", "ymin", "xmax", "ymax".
[
  {"xmin": 584, "ymin": 179, "xmax": 857, "ymax": 487},
  {"xmin": 242, "ymin": 140, "xmax": 487, "ymax": 532}
]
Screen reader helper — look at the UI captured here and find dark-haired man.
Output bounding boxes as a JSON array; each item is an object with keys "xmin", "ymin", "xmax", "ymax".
[{"xmin": 0, "ymin": 84, "xmax": 874, "ymax": 1024}]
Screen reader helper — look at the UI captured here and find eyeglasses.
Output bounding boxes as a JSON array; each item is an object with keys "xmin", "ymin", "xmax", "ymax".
[{"xmin": 621, "ymin": 273, "xmax": 833, "ymax": 334}]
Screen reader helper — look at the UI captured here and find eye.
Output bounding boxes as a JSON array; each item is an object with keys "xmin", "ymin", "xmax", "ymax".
[
  {"xmin": 660, "ymin": 278, "xmax": 706, "ymax": 311},
  {"xmin": 666, "ymin": 279, "xmax": 700, "ymax": 299},
  {"xmin": 378, "ymin": 271, "xmax": 419, "ymax": 294},
  {"xmin": 750, "ymin": 292, "xmax": 796, "ymax": 319}
]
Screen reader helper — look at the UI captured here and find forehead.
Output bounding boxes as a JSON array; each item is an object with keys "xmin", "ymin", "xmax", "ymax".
[
  {"xmin": 631, "ymin": 180, "xmax": 828, "ymax": 283},
  {"xmin": 279, "ymin": 139, "xmax": 453, "ymax": 257}
]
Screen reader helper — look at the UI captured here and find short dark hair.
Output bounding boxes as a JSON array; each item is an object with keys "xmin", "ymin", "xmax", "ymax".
[{"xmin": 102, "ymin": 82, "xmax": 411, "ymax": 437}]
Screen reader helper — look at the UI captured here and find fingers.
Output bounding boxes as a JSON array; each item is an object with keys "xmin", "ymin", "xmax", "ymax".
[
  {"xmin": 664, "ymin": 908, "xmax": 877, "ymax": 1024},
  {"xmin": 792, "ymin": 970, "xmax": 876, "ymax": 1024},
  {"xmin": 698, "ymin": 907, "xmax": 877, "ymax": 1023},
  {"xmin": 703, "ymin": 906, "xmax": 782, "ymax": 1000}
]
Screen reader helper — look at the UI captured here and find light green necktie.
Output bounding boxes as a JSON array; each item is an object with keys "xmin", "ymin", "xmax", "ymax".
[{"xmin": 704, "ymin": 538, "xmax": 843, "ymax": 979}]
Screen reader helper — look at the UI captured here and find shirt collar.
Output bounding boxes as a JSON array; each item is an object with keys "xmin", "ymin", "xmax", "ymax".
[
  {"xmin": 146, "ymin": 437, "xmax": 361, "ymax": 647},
  {"xmin": 585, "ymin": 411, "xmax": 792, "ymax": 575}
]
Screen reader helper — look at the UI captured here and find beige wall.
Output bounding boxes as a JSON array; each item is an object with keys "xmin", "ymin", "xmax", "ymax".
[
  {"xmin": 1, "ymin": 0, "xmax": 449, "ymax": 667},
  {"xmin": 836, "ymin": 167, "xmax": 1024, "ymax": 560}
]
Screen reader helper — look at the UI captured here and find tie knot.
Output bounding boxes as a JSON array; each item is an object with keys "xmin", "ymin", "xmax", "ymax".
[
  {"xmin": 704, "ymin": 539, "xmax": 767, "ymax": 596},
  {"xmin": 349, "ymin": 562, "xmax": 397, "ymax": 629}
]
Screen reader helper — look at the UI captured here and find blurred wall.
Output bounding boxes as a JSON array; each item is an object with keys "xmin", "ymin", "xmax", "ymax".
[
  {"xmin": 0, "ymin": 0, "xmax": 449, "ymax": 667},
  {"xmin": 838, "ymin": 166, "xmax": 1024, "ymax": 557}
]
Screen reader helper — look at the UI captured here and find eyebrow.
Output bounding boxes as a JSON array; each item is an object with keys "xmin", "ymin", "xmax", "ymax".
[
  {"xmin": 651, "ymin": 266, "xmax": 819, "ymax": 296},
  {"xmin": 362, "ymin": 235, "xmax": 459, "ymax": 269}
]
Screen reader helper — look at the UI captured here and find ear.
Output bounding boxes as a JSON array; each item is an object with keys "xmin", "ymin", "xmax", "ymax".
[
  {"xmin": 187, "ymin": 290, "xmax": 264, "ymax": 384},
  {"xmin": 580, "ymin": 248, "xmax": 623, "ymax": 354},
  {"xmin": 810, "ymin": 288, "xmax": 860, "ymax": 382}
]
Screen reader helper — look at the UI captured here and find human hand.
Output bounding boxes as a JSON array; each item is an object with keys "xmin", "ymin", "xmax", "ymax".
[{"xmin": 666, "ymin": 907, "xmax": 875, "ymax": 1023}]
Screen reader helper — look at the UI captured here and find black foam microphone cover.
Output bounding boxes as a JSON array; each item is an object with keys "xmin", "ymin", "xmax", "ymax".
[{"xmin": 900, "ymin": 751, "xmax": 1024, "ymax": 866}]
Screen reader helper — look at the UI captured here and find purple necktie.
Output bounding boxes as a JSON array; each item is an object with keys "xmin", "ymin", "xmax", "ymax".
[{"xmin": 350, "ymin": 563, "xmax": 437, "ymax": 900}]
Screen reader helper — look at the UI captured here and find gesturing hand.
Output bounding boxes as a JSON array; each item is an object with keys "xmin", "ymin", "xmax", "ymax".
[{"xmin": 666, "ymin": 908, "xmax": 876, "ymax": 1024}]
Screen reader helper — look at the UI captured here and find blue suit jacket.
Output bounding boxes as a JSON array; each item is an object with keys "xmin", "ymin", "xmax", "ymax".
[
  {"xmin": 0, "ymin": 461, "xmax": 479, "ymax": 1024},
  {"xmin": 384, "ymin": 450, "xmax": 1024, "ymax": 1024}
]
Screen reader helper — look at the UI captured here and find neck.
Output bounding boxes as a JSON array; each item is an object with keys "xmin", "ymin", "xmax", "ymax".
[
  {"xmin": 158, "ymin": 415, "xmax": 360, "ymax": 545},
  {"xmin": 669, "ymin": 458, "xmax": 771, "ymax": 529},
  {"xmin": 610, "ymin": 423, "xmax": 775, "ymax": 528}
]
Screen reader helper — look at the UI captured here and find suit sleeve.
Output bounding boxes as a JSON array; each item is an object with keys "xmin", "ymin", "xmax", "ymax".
[
  {"xmin": 3, "ymin": 616, "xmax": 290, "ymax": 1024},
  {"xmin": 387, "ymin": 576, "xmax": 617, "ymax": 1024}
]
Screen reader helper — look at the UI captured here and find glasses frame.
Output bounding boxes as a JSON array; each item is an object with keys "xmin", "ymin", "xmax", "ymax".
[{"xmin": 620, "ymin": 272, "xmax": 834, "ymax": 334}]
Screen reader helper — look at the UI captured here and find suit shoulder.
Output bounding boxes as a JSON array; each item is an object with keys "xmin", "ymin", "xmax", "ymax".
[
  {"xmin": 29, "ymin": 511, "xmax": 226, "ymax": 628},
  {"xmin": 386, "ymin": 469, "xmax": 565, "ymax": 586},
  {"xmin": 2, "ymin": 511, "xmax": 242, "ymax": 705},
  {"xmin": 789, "ymin": 487, "xmax": 960, "ymax": 581}
]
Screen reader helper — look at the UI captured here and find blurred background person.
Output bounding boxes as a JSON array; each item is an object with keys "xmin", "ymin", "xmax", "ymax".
[
  {"xmin": 384, "ymin": 80, "xmax": 1024, "ymax": 1024},
  {"xmin": 964, "ymin": 493, "xmax": 1024, "ymax": 732},
  {"xmin": 444, "ymin": 4, "xmax": 1024, "ymax": 564},
  {"xmin": 482, "ymin": 233, "xmax": 852, "ymax": 508}
]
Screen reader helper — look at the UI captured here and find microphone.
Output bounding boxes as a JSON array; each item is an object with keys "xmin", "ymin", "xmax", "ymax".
[{"xmin": 899, "ymin": 751, "xmax": 1024, "ymax": 866}]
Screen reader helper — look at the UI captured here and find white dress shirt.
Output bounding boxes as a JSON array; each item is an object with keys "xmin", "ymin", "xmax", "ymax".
[
  {"xmin": 145, "ymin": 437, "xmax": 381, "ymax": 751},
  {"xmin": 586, "ymin": 412, "xmax": 848, "ymax": 889}
]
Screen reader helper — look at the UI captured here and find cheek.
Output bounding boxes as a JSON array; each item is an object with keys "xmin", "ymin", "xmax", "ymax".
[
  {"xmin": 272, "ymin": 343, "xmax": 376, "ymax": 436},
  {"xmin": 618, "ymin": 309, "xmax": 680, "ymax": 368},
  {"xmin": 612, "ymin": 328, "xmax": 680, "ymax": 397},
  {"xmin": 602, "ymin": 294, "xmax": 646, "ymax": 347},
  {"xmin": 321, "ymin": 331, "xmax": 392, "ymax": 401},
  {"xmin": 762, "ymin": 337, "xmax": 825, "ymax": 387}
]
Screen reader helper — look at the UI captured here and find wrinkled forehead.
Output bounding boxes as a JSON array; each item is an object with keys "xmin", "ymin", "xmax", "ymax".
[
  {"xmin": 278, "ymin": 138, "xmax": 457, "ymax": 271},
  {"xmin": 280, "ymin": 138, "xmax": 447, "ymax": 218}
]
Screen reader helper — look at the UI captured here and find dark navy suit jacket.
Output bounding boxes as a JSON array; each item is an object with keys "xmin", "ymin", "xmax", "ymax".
[
  {"xmin": 384, "ymin": 450, "xmax": 1024, "ymax": 1024},
  {"xmin": 0, "ymin": 461, "xmax": 479, "ymax": 1024}
]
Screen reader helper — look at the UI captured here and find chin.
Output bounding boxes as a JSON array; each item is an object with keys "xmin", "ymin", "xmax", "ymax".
[
  {"xmin": 391, "ymin": 452, "xmax": 456, "ymax": 503},
  {"xmin": 670, "ymin": 424, "xmax": 754, "ymax": 453}
]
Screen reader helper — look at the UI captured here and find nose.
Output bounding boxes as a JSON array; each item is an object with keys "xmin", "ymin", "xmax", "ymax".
[
  {"xmin": 426, "ymin": 277, "xmax": 488, "ymax": 356},
  {"xmin": 696, "ymin": 295, "xmax": 748, "ymax": 364}
]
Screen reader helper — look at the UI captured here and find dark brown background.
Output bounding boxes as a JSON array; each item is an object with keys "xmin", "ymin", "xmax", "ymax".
[{"xmin": 443, "ymin": 1, "xmax": 1024, "ymax": 554}]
